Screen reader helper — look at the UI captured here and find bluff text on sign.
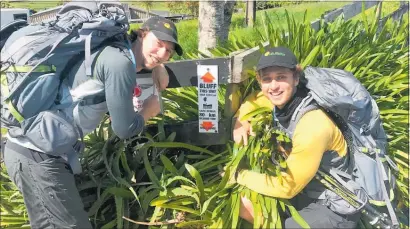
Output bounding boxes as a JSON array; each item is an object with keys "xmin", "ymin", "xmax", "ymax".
[{"xmin": 197, "ymin": 65, "xmax": 218, "ymax": 133}]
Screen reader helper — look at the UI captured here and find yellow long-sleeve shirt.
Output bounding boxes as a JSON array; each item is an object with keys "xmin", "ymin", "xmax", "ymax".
[{"xmin": 234, "ymin": 91, "xmax": 347, "ymax": 199}]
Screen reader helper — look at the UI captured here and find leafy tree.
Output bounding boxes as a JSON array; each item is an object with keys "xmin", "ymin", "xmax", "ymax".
[
  {"xmin": 166, "ymin": 1, "xmax": 199, "ymax": 17},
  {"xmin": 1, "ymin": 1, "xmax": 11, "ymax": 8},
  {"xmin": 140, "ymin": 1, "xmax": 153, "ymax": 14}
]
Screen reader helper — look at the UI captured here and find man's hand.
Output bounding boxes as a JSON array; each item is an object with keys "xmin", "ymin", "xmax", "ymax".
[
  {"xmin": 152, "ymin": 64, "xmax": 169, "ymax": 91},
  {"xmin": 233, "ymin": 119, "xmax": 255, "ymax": 145},
  {"xmin": 139, "ymin": 95, "xmax": 160, "ymax": 122}
]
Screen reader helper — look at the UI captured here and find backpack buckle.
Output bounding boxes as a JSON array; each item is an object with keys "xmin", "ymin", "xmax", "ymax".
[
  {"xmin": 360, "ymin": 124, "xmax": 370, "ymax": 135},
  {"xmin": 384, "ymin": 155, "xmax": 399, "ymax": 172},
  {"xmin": 359, "ymin": 147, "xmax": 371, "ymax": 154}
]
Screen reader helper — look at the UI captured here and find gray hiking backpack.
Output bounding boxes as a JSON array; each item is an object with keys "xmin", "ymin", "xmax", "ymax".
[
  {"xmin": 0, "ymin": 0, "xmax": 130, "ymax": 155},
  {"xmin": 275, "ymin": 66, "xmax": 399, "ymax": 226}
]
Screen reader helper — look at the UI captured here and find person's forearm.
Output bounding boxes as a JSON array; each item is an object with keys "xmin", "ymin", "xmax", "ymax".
[
  {"xmin": 237, "ymin": 170, "xmax": 300, "ymax": 198},
  {"xmin": 108, "ymin": 106, "xmax": 145, "ymax": 139}
]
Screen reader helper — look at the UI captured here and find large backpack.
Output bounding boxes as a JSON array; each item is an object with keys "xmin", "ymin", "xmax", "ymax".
[
  {"xmin": 276, "ymin": 66, "xmax": 399, "ymax": 226},
  {"xmin": 0, "ymin": 0, "xmax": 130, "ymax": 155}
]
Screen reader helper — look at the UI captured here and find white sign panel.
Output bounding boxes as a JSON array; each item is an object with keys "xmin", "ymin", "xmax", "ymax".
[
  {"xmin": 133, "ymin": 76, "xmax": 158, "ymax": 112},
  {"xmin": 197, "ymin": 65, "xmax": 218, "ymax": 133}
]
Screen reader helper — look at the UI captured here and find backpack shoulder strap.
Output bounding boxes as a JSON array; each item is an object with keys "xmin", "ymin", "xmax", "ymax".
[
  {"xmin": 367, "ymin": 135, "xmax": 400, "ymax": 227},
  {"xmin": 284, "ymin": 92, "xmax": 318, "ymax": 138},
  {"xmin": 56, "ymin": 38, "xmax": 128, "ymax": 105}
]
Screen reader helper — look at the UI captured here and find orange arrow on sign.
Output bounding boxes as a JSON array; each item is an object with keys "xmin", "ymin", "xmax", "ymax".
[
  {"xmin": 201, "ymin": 121, "xmax": 214, "ymax": 131},
  {"xmin": 201, "ymin": 72, "xmax": 215, "ymax": 83}
]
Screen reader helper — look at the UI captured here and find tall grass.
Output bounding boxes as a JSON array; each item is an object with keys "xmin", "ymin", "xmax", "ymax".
[
  {"xmin": 7, "ymin": 1, "xmax": 61, "ymax": 12},
  {"xmin": 121, "ymin": 1, "xmax": 169, "ymax": 11},
  {"xmin": 7, "ymin": 1, "xmax": 169, "ymax": 12}
]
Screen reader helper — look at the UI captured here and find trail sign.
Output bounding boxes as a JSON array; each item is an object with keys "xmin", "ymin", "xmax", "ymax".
[{"xmin": 198, "ymin": 65, "xmax": 218, "ymax": 133}]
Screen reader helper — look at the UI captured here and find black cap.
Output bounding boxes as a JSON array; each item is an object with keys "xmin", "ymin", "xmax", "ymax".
[
  {"xmin": 142, "ymin": 16, "xmax": 183, "ymax": 56},
  {"xmin": 256, "ymin": 47, "xmax": 298, "ymax": 71}
]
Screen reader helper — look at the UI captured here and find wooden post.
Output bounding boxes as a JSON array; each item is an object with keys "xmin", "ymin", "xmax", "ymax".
[
  {"xmin": 246, "ymin": 0, "xmax": 256, "ymax": 27},
  {"xmin": 398, "ymin": 1, "xmax": 407, "ymax": 27},
  {"xmin": 224, "ymin": 83, "xmax": 241, "ymax": 139}
]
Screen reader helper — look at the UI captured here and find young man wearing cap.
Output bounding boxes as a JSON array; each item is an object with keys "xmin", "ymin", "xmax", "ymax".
[
  {"xmin": 232, "ymin": 47, "xmax": 360, "ymax": 228},
  {"xmin": 2, "ymin": 16, "xmax": 183, "ymax": 229}
]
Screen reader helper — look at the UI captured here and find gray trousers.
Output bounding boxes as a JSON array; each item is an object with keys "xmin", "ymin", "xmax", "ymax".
[
  {"xmin": 3, "ymin": 141, "xmax": 92, "ymax": 229},
  {"xmin": 285, "ymin": 193, "xmax": 361, "ymax": 228}
]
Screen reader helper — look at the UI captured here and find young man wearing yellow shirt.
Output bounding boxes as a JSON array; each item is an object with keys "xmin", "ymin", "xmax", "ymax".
[{"xmin": 232, "ymin": 47, "xmax": 361, "ymax": 228}]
